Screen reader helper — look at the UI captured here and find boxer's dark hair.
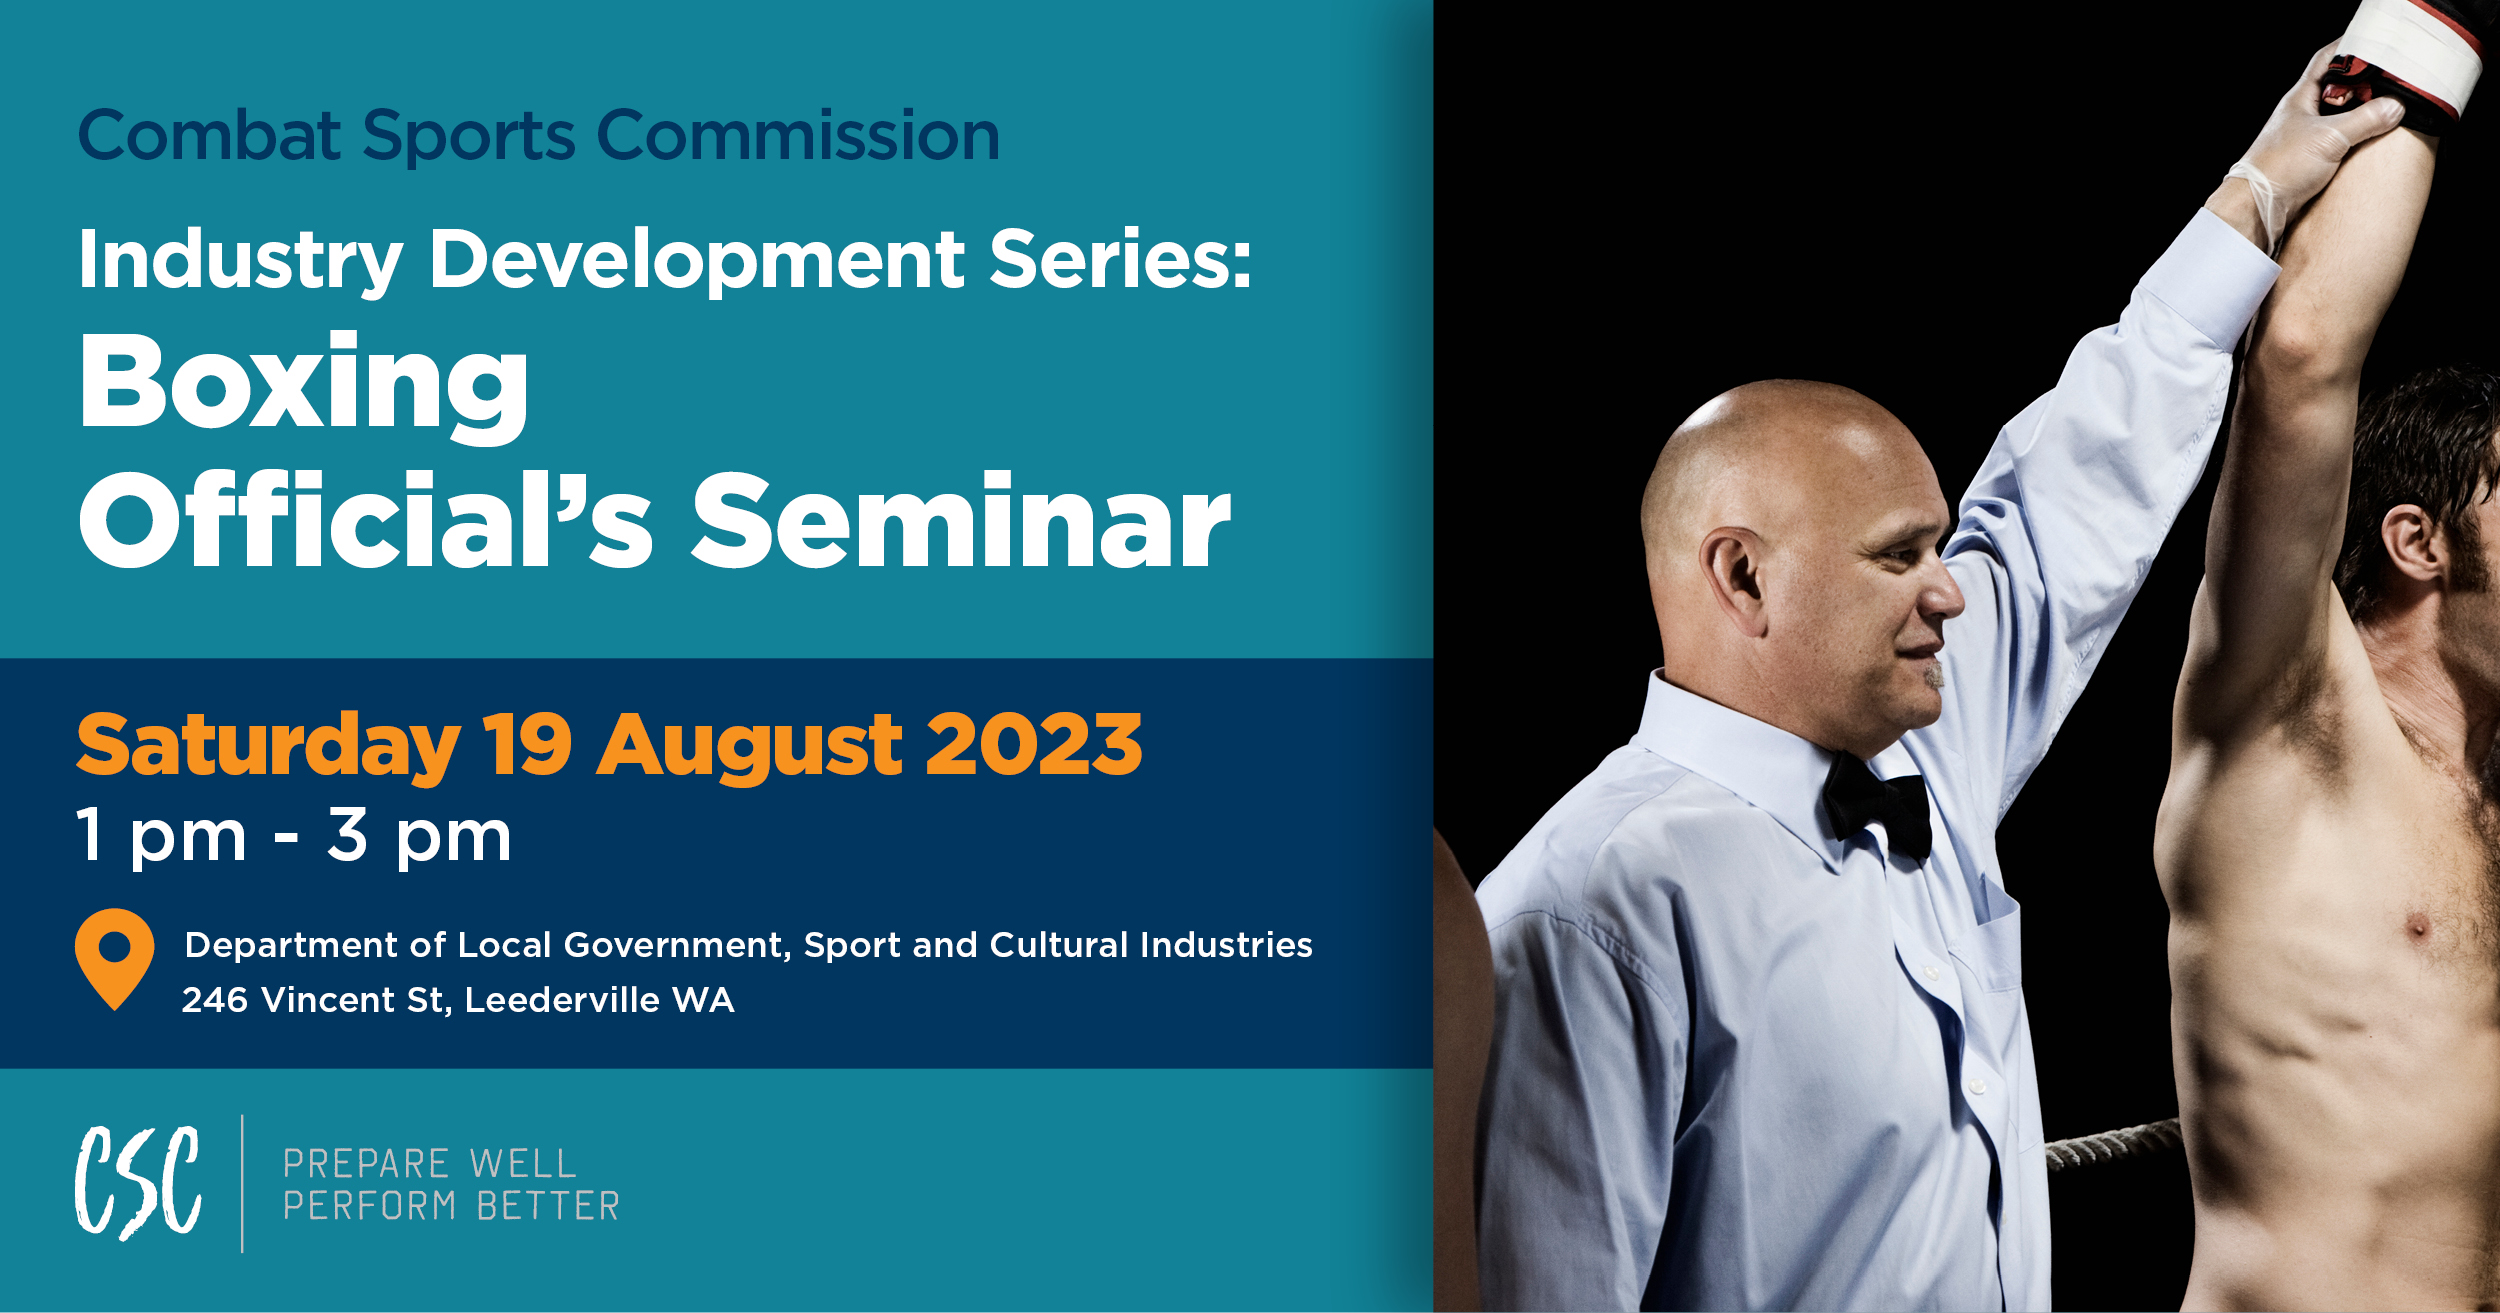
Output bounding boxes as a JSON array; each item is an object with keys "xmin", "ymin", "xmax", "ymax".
[{"xmin": 2336, "ymin": 364, "xmax": 2500, "ymax": 618}]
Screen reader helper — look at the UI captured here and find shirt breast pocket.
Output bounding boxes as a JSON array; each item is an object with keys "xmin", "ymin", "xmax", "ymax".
[{"xmin": 1954, "ymin": 904, "xmax": 2023, "ymax": 994}]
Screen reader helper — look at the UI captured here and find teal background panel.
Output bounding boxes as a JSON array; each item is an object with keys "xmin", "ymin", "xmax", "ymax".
[
  {"xmin": 0, "ymin": 0, "xmax": 1433, "ymax": 658},
  {"xmin": 0, "ymin": 1067, "xmax": 1429, "ymax": 1310}
]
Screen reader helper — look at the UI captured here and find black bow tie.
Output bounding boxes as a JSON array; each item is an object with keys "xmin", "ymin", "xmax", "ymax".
[{"xmin": 1822, "ymin": 753, "xmax": 1932, "ymax": 862}]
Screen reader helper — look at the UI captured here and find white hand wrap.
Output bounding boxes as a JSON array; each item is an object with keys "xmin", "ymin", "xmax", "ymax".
[{"xmin": 2340, "ymin": 0, "xmax": 2484, "ymax": 118}]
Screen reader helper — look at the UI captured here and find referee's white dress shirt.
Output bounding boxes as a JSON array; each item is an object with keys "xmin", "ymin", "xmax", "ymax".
[{"xmin": 1474, "ymin": 207, "xmax": 2279, "ymax": 1311}]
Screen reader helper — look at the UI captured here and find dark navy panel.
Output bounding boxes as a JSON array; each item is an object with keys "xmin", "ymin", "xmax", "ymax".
[{"xmin": 3, "ymin": 658, "xmax": 1430, "ymax": 1067}]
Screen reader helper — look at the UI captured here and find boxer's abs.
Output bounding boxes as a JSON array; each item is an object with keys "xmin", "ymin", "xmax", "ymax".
[{"xmin": 2165, "ymin": 777, "xmax": 2500, "ymax": 1309}]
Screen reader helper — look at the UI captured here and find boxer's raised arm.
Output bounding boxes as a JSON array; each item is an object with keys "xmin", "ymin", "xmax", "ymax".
[{"xmin": 2182, "ymin": 113, "xmax": 2433, "ymax": 741}]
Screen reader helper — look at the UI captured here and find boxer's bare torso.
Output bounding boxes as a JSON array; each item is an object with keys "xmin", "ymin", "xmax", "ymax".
[
  {"xmin": 2159, "ymin": 599, "xmax": 2500, "ymax": 1310},
  {"xmin": 2153, "ymin": 121, "xmax": 2499, "ymax": 1308}
]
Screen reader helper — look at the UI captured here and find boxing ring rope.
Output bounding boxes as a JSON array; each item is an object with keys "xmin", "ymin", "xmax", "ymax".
[{"xmin": 2044, "ymin": 1117, "xmax": 2181, "ymax": 1171}]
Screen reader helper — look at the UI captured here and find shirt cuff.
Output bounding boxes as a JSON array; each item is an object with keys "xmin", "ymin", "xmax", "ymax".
[{"xmin": 2139, "ymin": 206, "xmax": 2280, "ymax": 349}]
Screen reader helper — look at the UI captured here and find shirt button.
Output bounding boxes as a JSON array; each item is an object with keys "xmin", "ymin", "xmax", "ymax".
[
  {"xmin": 1968, "ymin": 1077, "xmax": 1988, "ymax": 1096},
  {"xmin": 1922, "ymin": 964, "xmax": 1941, "ymax": 983}
]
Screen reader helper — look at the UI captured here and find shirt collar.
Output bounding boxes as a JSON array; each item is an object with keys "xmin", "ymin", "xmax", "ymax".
[{"xmin": 1629, "ymin": 671, "xmax": 1919, "ymax": 873}]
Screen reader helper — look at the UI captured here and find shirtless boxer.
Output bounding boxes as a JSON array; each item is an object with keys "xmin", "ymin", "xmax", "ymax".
[{"xmin": 2154, "ymin": 21, "xmax": 2500, "ymax": 1310}]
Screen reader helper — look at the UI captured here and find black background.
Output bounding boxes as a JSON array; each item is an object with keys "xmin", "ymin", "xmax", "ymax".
[{"xmin": 1441, "ymin": 5, "xmax": 2500, "ymax": 1308}]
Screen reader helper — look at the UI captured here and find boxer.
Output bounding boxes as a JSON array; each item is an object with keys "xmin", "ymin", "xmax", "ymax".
[{"xmin": 2158, "ymin": 7, "xmax": 2493, "ymax": 1307}]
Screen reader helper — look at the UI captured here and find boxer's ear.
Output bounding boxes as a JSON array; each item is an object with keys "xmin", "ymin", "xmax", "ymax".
[
  {"xmin": 2381, "ymin": 505, "xmax": 2443, "ymax": 583},
  {"xmin": 1700, "ymin": 527, "xmax": 1771, "ymax": 638}
]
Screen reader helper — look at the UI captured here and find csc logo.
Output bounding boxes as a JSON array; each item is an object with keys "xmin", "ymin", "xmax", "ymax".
[{"xmin": 74, "ymin": 1126, "xmax": 200, "ymax": 1241}]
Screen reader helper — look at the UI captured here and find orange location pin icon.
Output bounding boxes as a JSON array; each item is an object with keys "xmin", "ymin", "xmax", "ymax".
[{"xmin": 75, "ymin": 909, "xmax": 154, "ymax": 1010}]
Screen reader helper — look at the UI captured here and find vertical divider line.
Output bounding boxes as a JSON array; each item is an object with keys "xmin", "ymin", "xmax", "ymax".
[{"xmin": 239, "ymin": 1112, "xmax": 245, "ymax": 1255}]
